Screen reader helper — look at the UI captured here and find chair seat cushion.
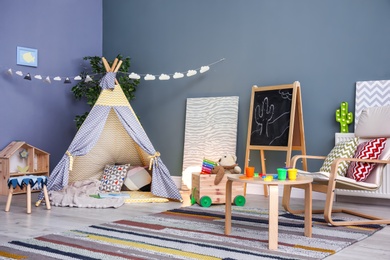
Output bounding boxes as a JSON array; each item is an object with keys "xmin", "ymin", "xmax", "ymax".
[
  {"xmin": 7, "ymin": 175, "xmax": 48, "ymax": 190},
  {"xmin": 297, "ymin": 170, "xmax": 378, "ymax": 189},
  {"xmin": 319, "ymin": 138, "xmax": 358, "ymax": 176},
  {"xmin": 346, "ymin": 138, "xmax": 386, "ymax": 182}
]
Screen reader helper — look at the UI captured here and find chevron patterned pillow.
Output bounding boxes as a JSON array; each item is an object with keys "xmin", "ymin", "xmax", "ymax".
[
  {"xmin": 319, "ymin": 138, "xmax": 358, "ymax": 176},
  {"xmin": 346, "ymin": 138, "xmax": 386, "ymax": 182}
]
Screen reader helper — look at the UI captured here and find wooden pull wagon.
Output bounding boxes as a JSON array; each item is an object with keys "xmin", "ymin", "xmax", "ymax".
[{"xmin": 191, "ymin": 172, "xmax": 246, "ymax": 207}]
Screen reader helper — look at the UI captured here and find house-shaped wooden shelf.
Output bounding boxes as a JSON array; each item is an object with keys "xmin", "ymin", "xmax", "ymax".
[{"xmin": 0, "ymin": 141, "xmax": 50, "ymax": 195}]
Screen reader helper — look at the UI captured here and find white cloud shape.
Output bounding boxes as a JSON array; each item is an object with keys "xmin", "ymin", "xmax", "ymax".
[
  {"xmin": 54, "ymin": 76, "xmax": 61, "ymax": 81},
  {"xmin": 34, "ymin": 75, "xmax": 42, "ymax": 80},
  {"xmin": 144, "ymin": 74, "xmax": 156, "ymax": 80},
  {"xmin": 84, "ymin": 75, "xmax": 93, "ymax": 82},
  {"xmin": 16, "ymin": 71, "xmax": 23, "ymax": 76},
  {"xmin": 186, "ymin": 70, "xmax": 197, "ymax": 77},
  {"xmin": 159, "ymin": 74, "xmax": 170, "ymax": 80},
  {"xmin": 74, "ymin": 75, "xmax": 82, "ymax": 80},
  {"xmin": 173, "ymin": 72, "xmax": 184, "ymax": 79},
  {"xmin": 129, "ymin": 72, "xmax": 141, "ymax": 79},
  {"xmin": 200, "ymin": 66, "xmax": 210, "ymax": 73}
]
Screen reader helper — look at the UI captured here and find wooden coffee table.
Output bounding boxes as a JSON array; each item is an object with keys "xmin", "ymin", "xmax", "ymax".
[{"xmin": 225, "ymin": 174, "xmax": 313, "ymax": 250}]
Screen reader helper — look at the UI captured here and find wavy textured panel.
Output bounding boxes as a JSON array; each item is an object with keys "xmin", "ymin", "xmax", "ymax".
[
  {"xmin": 182, "ymin": 97, "xmax": 239, "ymax": 170},
  {"xmin": 355, "ymin": 80, "xmax": 390, "ymax": 129}
]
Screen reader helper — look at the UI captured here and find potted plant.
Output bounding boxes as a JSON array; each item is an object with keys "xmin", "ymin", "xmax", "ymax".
[{"xmin": 71, "ymin": 55, "xmax": 140, "ymax": 129}]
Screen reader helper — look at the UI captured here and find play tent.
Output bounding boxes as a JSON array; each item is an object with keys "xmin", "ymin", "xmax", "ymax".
[{"xmin": 39, "ymin": 58, "xmax": 182, "ymax": 202}]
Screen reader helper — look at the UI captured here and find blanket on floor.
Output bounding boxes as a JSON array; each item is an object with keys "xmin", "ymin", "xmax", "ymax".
[{"xmin": 49, "ymin": 179, "xmax": 124, "ymax": 208}]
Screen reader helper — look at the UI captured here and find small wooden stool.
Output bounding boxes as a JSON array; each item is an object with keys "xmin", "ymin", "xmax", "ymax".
[{"xmin": 5, "ymin": 175, "xmax": 51, "ymax": 214}]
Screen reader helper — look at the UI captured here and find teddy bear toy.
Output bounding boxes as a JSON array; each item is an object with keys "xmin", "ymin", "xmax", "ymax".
[{"xmin": 212, "ymin": 155, "xmax": 241, "ymax": 185}]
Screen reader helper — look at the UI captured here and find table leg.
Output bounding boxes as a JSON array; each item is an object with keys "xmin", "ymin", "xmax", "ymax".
[
  {"xmin": 225, "ymin": 179, "xmax": 233, "ymax": 235},
  {"xmin": 304, "ymin": 182, "xmax": 312, "ymax": 237},
  {"xmin": 268, "ymin": 184, "xmax": 278, "ymax": 250}
]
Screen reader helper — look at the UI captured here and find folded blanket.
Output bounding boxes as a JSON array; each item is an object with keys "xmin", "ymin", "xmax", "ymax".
[{"xmin": 49, "ymin": 179, "xmax": 124, "ymax": 208}]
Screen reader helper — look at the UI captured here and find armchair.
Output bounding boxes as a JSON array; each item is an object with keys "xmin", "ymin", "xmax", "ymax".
[{"xmin": 282, "ymin": 105, "xmax": 390, "ymax": 226}]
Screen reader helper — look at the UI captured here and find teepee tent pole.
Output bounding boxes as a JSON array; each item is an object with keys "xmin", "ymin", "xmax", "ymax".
[
  {"xmin": 111, "ymin": 58, "xmax": 119, "ymax": 71},
  {"xmin": 102, "ymin": 57, "xmax": 111, "ymax": 72},
  {"xmin": 114, "ymin": 61, "xmax": 123, "ymax": 73}
]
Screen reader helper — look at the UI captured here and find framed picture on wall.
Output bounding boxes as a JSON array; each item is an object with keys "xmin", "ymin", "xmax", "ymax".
[{"xmin": 17, "ymin": 46, "xmax": 38, "ymax": 67}]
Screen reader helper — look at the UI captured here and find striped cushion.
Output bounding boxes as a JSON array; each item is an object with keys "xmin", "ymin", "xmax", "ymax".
[
  {"xmin": 319, "ymin": 138, "xmax": 358, "ymax": 176},
  {"xmin": 347, "ymin": 138, "xmax": 386, "ymax": 182}
]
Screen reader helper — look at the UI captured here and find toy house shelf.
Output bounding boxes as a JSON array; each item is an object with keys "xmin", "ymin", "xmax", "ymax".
[{"xmin": 0, "ymin": 141, "xmax": 50, "ymax": 195}]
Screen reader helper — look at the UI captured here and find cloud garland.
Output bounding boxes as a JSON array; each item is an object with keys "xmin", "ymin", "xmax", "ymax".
[{"xmin": 3, "ymin": 58, "xmax": 225, "ymax": 84}]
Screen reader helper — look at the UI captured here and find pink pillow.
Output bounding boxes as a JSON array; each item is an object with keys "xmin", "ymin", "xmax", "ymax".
[{"xmin": 346, "ymin": 138, "xmax": 386, "ymax": 182}]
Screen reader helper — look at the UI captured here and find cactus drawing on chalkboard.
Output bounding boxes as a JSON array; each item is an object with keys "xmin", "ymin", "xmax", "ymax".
[
  {"xmin": 254, "ymin": 97, "xmax": 274, "ymax": 137},
  {"xmin": 251, "ymin": 89, "xmax": 292, "ymax": 146},
  {"xmin": 335, "ymin": 102, "xmax": 353, "ymax": 133}
]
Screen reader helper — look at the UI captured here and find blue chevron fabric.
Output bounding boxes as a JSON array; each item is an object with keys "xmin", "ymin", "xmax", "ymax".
[
  {"xmin": 99, "ymin": 72, "xmax": 117, "ymax": 90},
  {"xmin": 320, "ymin": 138, "xmax": 359, "ymax": 176}
]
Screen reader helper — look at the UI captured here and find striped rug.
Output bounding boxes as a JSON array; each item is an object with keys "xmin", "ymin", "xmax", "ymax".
[{"xmin": 0, "ymin": 205, "xmax": 383, "ymax": 260}]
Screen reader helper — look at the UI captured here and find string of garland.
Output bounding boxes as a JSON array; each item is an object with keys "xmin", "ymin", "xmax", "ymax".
[{"xmin": 2, "ymin": 58, "xmax": 225, "ymax": 84}]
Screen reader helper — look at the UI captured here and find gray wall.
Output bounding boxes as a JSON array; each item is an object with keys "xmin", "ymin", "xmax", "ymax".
[
  {"xmin": 0, "ymin": 0, "xmax": 102, "ymax": 167},
  {"xmin": 103, "ymin": 0, "xmax": 390, "ymax": 175},
  {"xmin": 2, "ymin": 1, "xmax": 390, "ymax": 177}
]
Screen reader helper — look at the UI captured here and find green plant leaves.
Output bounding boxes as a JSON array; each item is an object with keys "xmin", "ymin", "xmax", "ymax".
[{"xmin": 71, "ymin": 55, "xmax": 139, "ymax": 129}]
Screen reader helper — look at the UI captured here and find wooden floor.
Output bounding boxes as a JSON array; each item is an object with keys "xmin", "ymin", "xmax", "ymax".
[{"xmin": 0, "ymin": 191, "xmax": 389, "ymax": 259}]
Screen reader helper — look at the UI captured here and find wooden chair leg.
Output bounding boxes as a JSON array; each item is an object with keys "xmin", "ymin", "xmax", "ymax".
[
  {"xmin": 27, "ymin": 184, "xmax": 32, "ymax": 214},
  {"xmin": 323, "ymin": 181, "xmax": 390, "ymax": 226},
  {"xmin": 5, "ymin": 186, "xmax": 13, "ymax": 212}
]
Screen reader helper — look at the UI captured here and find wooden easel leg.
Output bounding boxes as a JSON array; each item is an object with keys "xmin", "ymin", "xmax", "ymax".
[
  {"xmin": 5, "ymin": 186, "xmax": 13, "ymax": 212},
  {"xmin": 263, "ymin": 185, "xmax": 268, "ymax": 197},
  {"xmin": 261, "ymin": 150, "xmax": 268, "ymax": 197}
]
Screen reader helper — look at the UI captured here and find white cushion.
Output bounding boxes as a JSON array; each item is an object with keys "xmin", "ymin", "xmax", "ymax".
[
  {"xmin": 297, "ymin": 170, "xmax": 378, "ymax": 189},
  {"xmin": 123, "ymin": 166, "xmax": 151, "ymax": 191},
  {"xmin": 355, "ymin": 106, "xmax": 390, "ymax": 138}
]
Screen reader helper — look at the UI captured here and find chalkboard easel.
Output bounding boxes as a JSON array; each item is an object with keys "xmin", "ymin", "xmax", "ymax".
[{"xmin": 245, "ymin": 81, "xmax": 307, "ymax": 193}]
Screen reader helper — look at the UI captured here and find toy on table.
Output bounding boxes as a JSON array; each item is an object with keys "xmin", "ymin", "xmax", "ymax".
[
  {"xmin": 277, "ymin": 168, "xmax": 287, "ymax": 180},
  {"xmin": 262, "ymin": 174, "xmax": 278, "ymax": 179},
  {"xmin": 245, "ymin": 166, "xmax": 255, "ymax": 177}
]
